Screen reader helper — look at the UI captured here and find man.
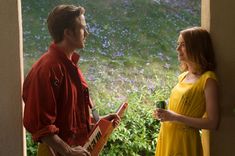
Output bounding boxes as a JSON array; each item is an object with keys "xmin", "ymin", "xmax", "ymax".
[{"xmin": 23, "ymin": 5, "xmax": 120, "ymax": 156}]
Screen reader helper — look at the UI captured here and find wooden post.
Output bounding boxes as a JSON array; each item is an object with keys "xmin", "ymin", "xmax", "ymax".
[
  {"xmin": 0, "ymin": 0, "xmax": 26, "ymax": 155},
  {"xmin": 201, "ymin": 0, "xmax": 235, "ymax": 155}
]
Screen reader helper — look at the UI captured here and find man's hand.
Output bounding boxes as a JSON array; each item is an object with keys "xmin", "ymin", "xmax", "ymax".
[
  {"xmin": 103, "ymin": 113, "xmax": 121, "ymax": 128},
  {"xmin": 41, "ymin": 134, "xmax": 91, "ymax": 156}
]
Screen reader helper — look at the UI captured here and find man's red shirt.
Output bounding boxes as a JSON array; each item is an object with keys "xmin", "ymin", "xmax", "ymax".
[{"xmin": 23, "ymin": 43, "xmax": 91, "ymax": 146}]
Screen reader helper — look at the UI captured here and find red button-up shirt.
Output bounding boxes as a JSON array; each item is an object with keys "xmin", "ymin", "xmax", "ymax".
[{"xmin": 23, "ymin": 43, "xmax": 91, "ymax": 146}]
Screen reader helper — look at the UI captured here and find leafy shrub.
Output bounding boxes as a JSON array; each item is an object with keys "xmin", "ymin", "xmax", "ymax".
[
  {"xmin": 101, "ymin": 102, "xmax": 160, "ymax": 156},
  {"xmin": 26, "ymin": 132, "xmax": 37, "ymax": 156}
]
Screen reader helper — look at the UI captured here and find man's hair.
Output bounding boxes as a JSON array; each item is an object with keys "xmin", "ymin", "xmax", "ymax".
[
  {"xmin": 47, "ymin": 5, "xmax": 85, "ymax": 43},
  {"xmin": 180, "ymin": 27, "xmax": 216, "ymax": 72}
]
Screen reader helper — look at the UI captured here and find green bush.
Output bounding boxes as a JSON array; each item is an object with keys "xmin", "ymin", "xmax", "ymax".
[
  {"xmin": 97, "ymin": 82, "xmax": 169, "ymax": 156},
  {"xmin": 26, "ymin": 132, "xmax": 37, "ymax": 156},
  {"xmin": 101, "ymin": 103, "xmax": 160, "ymax": 156}
]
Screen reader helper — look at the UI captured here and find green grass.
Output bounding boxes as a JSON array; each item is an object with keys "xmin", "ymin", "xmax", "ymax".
[{"xmin": 22, "ymin": 0, "xmax": 200, "ymax": 155}]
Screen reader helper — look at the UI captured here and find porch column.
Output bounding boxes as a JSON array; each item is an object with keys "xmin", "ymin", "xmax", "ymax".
[
  {"xmin": 0, "ymin": 0, "xmax": 26, "ymax": 155},
  {"xmin": 202, "ymin": 0, "xmax": 235, "ymax": 155}
]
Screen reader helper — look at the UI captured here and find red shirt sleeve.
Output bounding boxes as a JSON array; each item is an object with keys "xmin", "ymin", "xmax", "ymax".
[{"xmin": 23, "ymin": 63, "xmax": 63, "ymax": 141}]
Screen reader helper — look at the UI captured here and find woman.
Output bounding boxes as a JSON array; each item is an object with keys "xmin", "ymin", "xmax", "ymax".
[{"xmin": 154, "ymin": 27, "xmax": 219, "ymax": 156}]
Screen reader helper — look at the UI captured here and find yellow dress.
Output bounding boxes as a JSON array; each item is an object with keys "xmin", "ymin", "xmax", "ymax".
[{"xmin": 155, "ymin": 71, "xmax": 217, "ymax": 156}]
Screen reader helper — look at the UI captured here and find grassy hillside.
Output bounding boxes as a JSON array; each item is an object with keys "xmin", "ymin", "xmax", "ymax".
[{"xmin": 22, "ymin": 0, "xmax": 200, "ymax": 155}]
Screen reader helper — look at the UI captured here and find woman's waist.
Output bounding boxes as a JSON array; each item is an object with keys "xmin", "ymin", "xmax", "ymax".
[{"xmin": 162, "ymin": 122, "xmax": 198, "ymax": 131}]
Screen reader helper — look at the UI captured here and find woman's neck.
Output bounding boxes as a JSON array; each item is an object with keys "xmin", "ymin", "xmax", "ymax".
[
  {"xmin": 186, "ymin": 62, "xmax": 202, "ymax": 75},
  {"xmin": 183, "ymin": 63, "xmax": 202, "ymax": 83}
]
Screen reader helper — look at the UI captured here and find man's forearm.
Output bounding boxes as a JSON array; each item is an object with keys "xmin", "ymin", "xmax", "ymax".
[{"xmin": 41, "ymin": 134, "xmax": 71, "ymax": 156}]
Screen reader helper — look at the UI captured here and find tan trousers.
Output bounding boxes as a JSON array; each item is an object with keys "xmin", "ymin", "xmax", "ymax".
[{"xmin": 37, "ymin": 143, "xmax": 58, "ymax": 156}]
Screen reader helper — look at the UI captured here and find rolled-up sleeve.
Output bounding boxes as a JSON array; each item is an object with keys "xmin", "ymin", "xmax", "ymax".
[{"xmin": 23, "ymin": 65, "xmax": 62, "ymax": 142}]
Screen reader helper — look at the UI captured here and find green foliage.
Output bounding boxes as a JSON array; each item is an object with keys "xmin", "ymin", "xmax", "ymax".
[
  {"xmin": 26, "ymin": 132, "xmax": 37, "ymax": 156},
  {"xmin": 22, "ymin": 0, "xmax": 200, "ymax": 155},
  {"xmin": 96, "ymin": 74, "xmax": 171, "ymax": 155},
  {"xmin": 101, "ymin": 103, "xmax": 160, "ymax": 156}
]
